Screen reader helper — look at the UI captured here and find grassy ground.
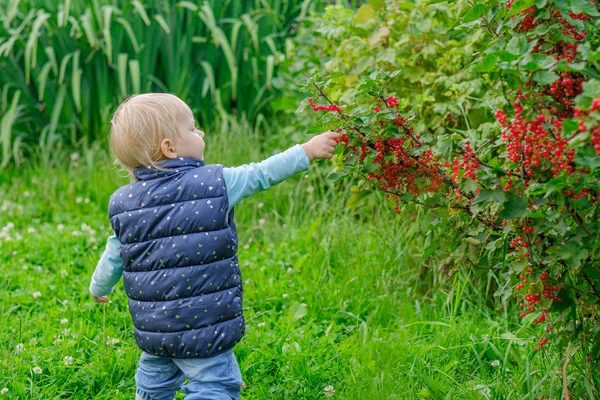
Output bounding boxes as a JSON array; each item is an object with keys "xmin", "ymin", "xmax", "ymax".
[{"xmin": 0, "ymin": 125, "xmax": 572, "ymax": 399}]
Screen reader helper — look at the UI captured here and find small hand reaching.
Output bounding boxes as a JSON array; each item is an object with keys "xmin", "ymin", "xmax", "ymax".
[
  {"xmin": 301, "ymin": 130, "xmax": 341, "ymax": 161},
  {"xmin": 92, "ymin": 295, "xmax": 108, "ymax": 303}
]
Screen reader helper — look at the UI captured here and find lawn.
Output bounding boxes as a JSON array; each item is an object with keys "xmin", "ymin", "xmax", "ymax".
[{"xmin": 1, "ymin": 127, "xmax": 566, "ymax": 399}]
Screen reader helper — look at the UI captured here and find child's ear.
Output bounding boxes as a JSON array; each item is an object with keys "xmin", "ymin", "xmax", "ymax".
[{"xmin": 160, "ymin": 138, "xmax": 178, "ymax": 159}]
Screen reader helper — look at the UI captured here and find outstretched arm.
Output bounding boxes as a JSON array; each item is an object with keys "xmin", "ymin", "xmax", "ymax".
[{"xmin": 223, "ymin": 131, "xmax": 339, "ymax": 210}]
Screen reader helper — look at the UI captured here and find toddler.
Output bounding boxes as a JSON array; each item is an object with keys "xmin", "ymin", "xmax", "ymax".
[{"xmin": 89, "ymin": 93, "xmax": 338, "ymax": 400}]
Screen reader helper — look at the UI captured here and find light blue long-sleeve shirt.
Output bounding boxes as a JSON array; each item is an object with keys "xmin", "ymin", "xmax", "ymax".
[{"xmin": 89, "ymin": 144, "xmax": 310, "ymax": 297}]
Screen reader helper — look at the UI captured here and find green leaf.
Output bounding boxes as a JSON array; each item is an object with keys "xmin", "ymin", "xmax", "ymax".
[
  {"xmin": 462, "ymin": 4, "xmax": 487, "ymax": 23},
  {"xmin": 499, "ymin": 193, "xmax": 528, "ymax": 219},
  {"xmin": 288, "ymin": 302, "xmax": 308, "ymax": 322},
  {"xmin": 522, "ymin": 53, "xmax": 556, "ymax": 71},
  {"xmin": 584, "ymin": 265, "xmax": 600, "ymax": 281},
  {"xmin": 534, "ymin": 23, "xmax": 550, "ymax": 34},
  {"xmin": 533, "ymin": 70, "xmax": 559, "ymax": 85},
  {"xmin": 507, "ymin": 0, "xmax": 535, "ymax": 17},
  {"xmin": 575, "ymin": 79, "xmax": 600, "ymax": 109},
  {"xmin": 415, "ymin": 17, "xmax": 432, "ymax": 32},
  {"xmin": 562, "ymin": 119, "xmax": 579, "ymax": 135},
  {"xmin": 549, "ymin": 289, "xmax": 575, "ymax": 313},
  {"xmin": 568, "ymin": 0, "xmax": 600, "ymax": 16},
  {"xmin": 575, "ymin": 154, "xmax": 600, "ymax": 170},
  {"xmin": 326, "ymin": 167, "xmax": 350, "ymax": 183},
  {"xmin": 546, "ymin": 240, "xmax": 589, "ymax": 269},
  {"xmin": 476, "ymin": 189, "xmax": 506, "ymax": 205},
  {"xmin": 369, "ymin": 0, "xmax": 385, "ymax": 10},
  {"xmin": 588, "ymin": 51, "xmax": 600, "ymax": 62},
  {"xmin": 307, "ymin": 125, "xmax": 324, "ymax": 135},
  {"xmin": 493, "ymin": 50, "xmax": 519, "ymax": 62},
  {"xmin": 355, "ymin": 4, "xmax": 375, "ymax": 22},
  {"xmin": 272, "ymin": 96, "xmax": 298, "ymax": 111},
  {"xmin": 296, "ymin": 98, "xmax": 309, "ymax": 114},
  {"xmin": 472, "ymin": 54, "xmax": 497, "ymax": 73}
]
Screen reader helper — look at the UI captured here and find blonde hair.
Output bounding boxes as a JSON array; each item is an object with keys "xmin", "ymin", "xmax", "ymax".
[{"xmin": 109, "ymin": 93, "xmax": 192, "ymax": 180}]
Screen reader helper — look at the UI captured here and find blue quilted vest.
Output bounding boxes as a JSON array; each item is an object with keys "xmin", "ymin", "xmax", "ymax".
[{"xmin": 108, "ymin": 157, "xmax": 244, "ymax": 358}]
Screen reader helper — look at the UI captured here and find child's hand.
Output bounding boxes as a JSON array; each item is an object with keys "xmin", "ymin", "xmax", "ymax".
[
  {"xmin": 302, "ymin": 130, "xmax": 340, "ymax": 161},
  {"xmin": 92, "ymin": 295, "xmax": 108, "ymax": 303}
]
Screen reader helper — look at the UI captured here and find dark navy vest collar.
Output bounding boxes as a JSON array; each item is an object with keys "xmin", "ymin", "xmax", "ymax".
[{"xmin": 134, "ymin": 157, "xmax": 206, "ymax": 181}]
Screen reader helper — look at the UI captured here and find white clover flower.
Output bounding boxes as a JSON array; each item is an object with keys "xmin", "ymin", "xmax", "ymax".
[
  {"xmin": 282, "ymin": 293, "xmax": 289, "ymax": 299},
  {"xmin": 15, "ymin": 343, "xmax": 24, "ymax": 353},
  {"xmin": 60, "ymin": 318, "xmax": 68, "ymax": 325},
  {"xmin": 1, "ymin": 388, "xmax": 8, "ymax": 394},
  {"xmin": 324, "ymin": 385, "xmax": 335, "ymax": 397},
  {"xmin": 32, "ymin": 291, "xmax": 42, "ymax": 299},
  {"xmin": 57, "ymin": 224, "xmax": 64, "ymax": 231},
  {"xmin": 287, "ymin": 268, "xmax": 293, "ymax": 274},
  {"xmin": 63, "ymin": 356, "xmax": 73, "ymax": 366},
  {"xmin": 257, "ymin": 322, "xmax": 266, "ymax": 327},
  {"xmin": 32, "ymin": 367, "xmax": 42, "ymax": 375},
  {"xmin": 258, "ymin": 219, "xmax": 265, "ymax": 227},
  {"xmin": 70, "ymin": 153, "xmax": 79, "ymax": 161},
  {"xmin": 491, "ymin": 360, "xmax": 501, "ymax": 368},
  {"xmin": 76, "ymin": 197, "xmax": 83, "ymax": 204},
  {"xmin": 53, "ymin": 336, "xmax": 62, "ymax": 345},
  {"xmin": 84, "ymin": 198, "xmax": 90, "ymax": 204},
  {"xmin": 28, "ymin": 338, "xmax": 37, "ymax": 346},
  {"xmin": 257, "ymin": 202, "xmax": 264, "ymax": 208},
  {"xmin": 306, "ymin": 186, "xmax": 315, "ymax": 193},
  {"xmin": 106, "ymin": 337, "xmax": 120, "ymax": 346},
  {"xmin": 27, "ymin": 227, "xmax": 36, "ymax": 234},
  {"xmin": 62, "ymin": 329, "xmax": 70, "ymax": 336},
  {"xmin": 71, "ymin": 231, "xmax": 81, "ymax": 236},
  {"xmin": 23, "ymin": 191, "xmax": 30, "ymax": 197}
]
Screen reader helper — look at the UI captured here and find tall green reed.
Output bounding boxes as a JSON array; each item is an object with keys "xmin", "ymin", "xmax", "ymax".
[{"xmin": 0, "ymin": 0, "xmax": 316, "ymax": 167}]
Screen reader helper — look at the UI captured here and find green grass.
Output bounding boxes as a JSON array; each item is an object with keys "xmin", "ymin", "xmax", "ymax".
[{"xmin": 0, "ymin": 125, "xmax": 577, "ymax": 399}]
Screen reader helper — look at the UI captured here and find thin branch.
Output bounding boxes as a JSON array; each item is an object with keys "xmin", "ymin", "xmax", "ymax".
[{"xmin": 565, "ymin": 204, "xmax": 593, "ymax": 237}]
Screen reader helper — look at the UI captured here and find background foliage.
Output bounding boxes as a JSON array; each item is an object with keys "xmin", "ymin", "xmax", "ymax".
[{"xmin": 0, "ymin": 0, "xmax": 322, "ymax": 167}]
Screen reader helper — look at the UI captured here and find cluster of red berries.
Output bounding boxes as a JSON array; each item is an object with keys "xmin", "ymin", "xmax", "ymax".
[
  {"xmin": 385, "ymin": 96, "xmax": 399, "ymax": 108},
  {"xmin": 486, "ymin": 3, "xmax": 594, "ymax": 207},
  {"xmin": 364, "ymin": 137, "xmax": 443, "ymax": 199},
  {"xmin": 542, "ymin": 283, "xmax": 563, "ymax": 301},
  {"xmin": 308, "ymin": 98, "xmax": 342, "ymax": 112},
  {"xmin": 593, "ymin": 127, "xmax": 600, "ymax": 156},
  {"xmin": 515, "ymin": 268, "xmax": 563, "ymax": 352},
  {"xmin": 514, "ymin": 7, "xmax": 538, "ymax": 33},
  {"xmin": 495, "ymin": 99, "xmax": 579, "ymax": 183},
  {"xmin": 393, "ymin": 113, "xmax": 406, "ymax": 126},
  {"xmin": 450, "ymin": 141, "xmax": 480, "ymax": 183},
  {"xmin": 546, "ymin": 72, "xmax": 586, "ymax": 115},
  {"xmin": 554, "ymin": 9, "xmax": 589, "ymax": 41}
]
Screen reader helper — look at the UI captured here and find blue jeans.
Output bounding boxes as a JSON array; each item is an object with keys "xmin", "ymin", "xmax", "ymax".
[{"xmin": 135, "ymin": 350, "xmax": 242, "ymax": 400}]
